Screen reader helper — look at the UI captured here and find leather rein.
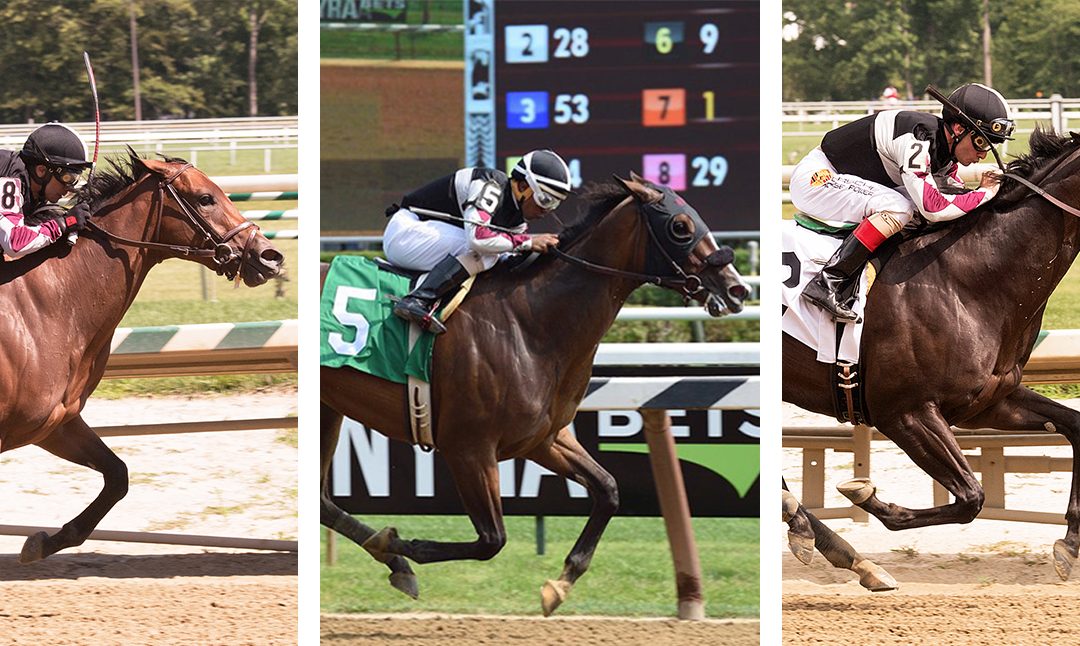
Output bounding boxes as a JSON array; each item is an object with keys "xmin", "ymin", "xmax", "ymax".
[
  {"xmin": 550, "ymin": 197, "xmax": 732, "ymax": 298},
  {"xmin": 85, "ymin": 163, "xmax": 259, "ymax": 279}
]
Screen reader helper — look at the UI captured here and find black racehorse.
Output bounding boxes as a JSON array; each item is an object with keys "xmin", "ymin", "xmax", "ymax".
[{"xmin": 785, "ymin": 128, "xmax": 1080, "ymax": 587}]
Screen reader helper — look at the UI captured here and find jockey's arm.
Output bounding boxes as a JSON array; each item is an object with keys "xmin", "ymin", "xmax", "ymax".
[
  {"xmin": 0, "ymin": 178, "xmax": 65, "ymax": 259},
  {"xmin": 893, "ymin": 135, "xmax": 998, "ymax": 223},
  {"xmin": 462, "ymin": 179, "xmax": 531, "ymax": 255}
]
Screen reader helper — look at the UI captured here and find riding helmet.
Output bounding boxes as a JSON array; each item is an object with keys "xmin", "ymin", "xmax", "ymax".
[
  {"xmin": 942, "ymin": 83, "xmax": 1015, "ymax": 143},
  {"xmin": 21, "ymin": 123, "xmax": 92, "ymax": 169},
  {"xmin": 511, "ymin": 150, "xmax": 573, "ymax": 201}
]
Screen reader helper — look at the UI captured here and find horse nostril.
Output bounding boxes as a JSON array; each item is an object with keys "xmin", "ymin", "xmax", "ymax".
[
  {"xmin": 730, "ymin": 284, "xmax": 749, "ymax": 301},
  {"xmin": 260, "ymin": 248, "xmax": 285, "ymax": 266}
]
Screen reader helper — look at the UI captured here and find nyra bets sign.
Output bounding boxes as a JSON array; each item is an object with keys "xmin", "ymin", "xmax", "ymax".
[{"xmin": 329, "ymin": 408, "xmax": 759, "ymax": 517}]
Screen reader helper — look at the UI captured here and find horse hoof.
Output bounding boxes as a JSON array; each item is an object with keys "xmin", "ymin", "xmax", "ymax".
[
  {"xmin": 19, "ymin": 531, "xmax": 48, "ymax": 564},
  {"xmin": 1053, "ymin": 539, "xmax": 1076, "ymax": 580},
  {"xmin": 837, "ymin": 478, "xmax": 876, "ymax": 505},
  {"xmin": 389, "ymin": 572, "xmax": 419, "ymax": 599},
  {"xmin": 361, "ymin": 527, "xmax": 398, "ymax": 563},
  {"xmin": 782, "ymin": 490, "xmax": 800, "ymax": 522},
  {"xmin": 787, "ymin": 532, "xmax": 815, "ymax": 565},
  {"xmin": 853, "ymin": 559, "xmax": 898, "ymax": 592},
  {"xmin": 541, "ymin": 579, "xmax": 572, "ymax": 617}
]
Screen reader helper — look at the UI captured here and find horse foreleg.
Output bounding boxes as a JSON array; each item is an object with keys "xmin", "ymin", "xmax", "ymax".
[
  {"xmin": 961, "ymin": 387, "xmax": 1080, "ymax": 580},
  {"xmin": 319, "ymin": 402, "xmax": 417, "ymax": 598},
  {"xmin": 364, "ymin": 450, "xmax": 507, "ymax": 564},
  {"xmin": 839, "ymin": 406, "xmax": 985, "ymax": 530},
  {"xmin": 21, "ymin": 416, "xmax": 128, "ymax": 563},
  {"xmin": 525, "ymin": 427, "xmax": 619, "ymax": 616}
]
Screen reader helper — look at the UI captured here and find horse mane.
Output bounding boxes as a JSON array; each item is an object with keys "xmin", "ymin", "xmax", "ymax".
[
  {"xmin": 996, "ymin": 127, "xmax": 1080, "ymax": 207},
  {"xmin": 555, "ymin": 180, "xmax": 632, "ymax": 249},
  {"xmin": 76, "ymin": 152, "xmax": 189, "ymax": 211}
]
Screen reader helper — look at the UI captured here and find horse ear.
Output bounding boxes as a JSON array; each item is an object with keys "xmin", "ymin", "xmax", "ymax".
[
  {"xmin": 140, "ymin": 157, "xmax": 173, "ymax": 175},
  {"xmin": 613, "ymin": 174, "xmax": 662, "ymax": 203},
  {"xmin": 126, "ymin": 145, "xmax": 149, "ymax": 173},
  {"xmin": 629, "ymin": 170, "xmax": 649, "ymax": 184}
]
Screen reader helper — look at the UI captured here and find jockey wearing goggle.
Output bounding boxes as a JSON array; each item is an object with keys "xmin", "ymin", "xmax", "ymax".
[
  {"xmin": 0, "ymin": 122, "xmax": 92, "ymax": 260},
  {"xmin": 790, "ymin": 82, "xmax": 1011, "ymax": 323},
  {"xmin": 382, "ymin": 149, "xmax": 572, "ymax": 334}
]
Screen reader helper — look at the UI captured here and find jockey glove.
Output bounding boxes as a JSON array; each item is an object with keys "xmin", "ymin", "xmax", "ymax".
[{"xmin": 62, "ymin": 202, "xmax": 91, "ymax": 232}]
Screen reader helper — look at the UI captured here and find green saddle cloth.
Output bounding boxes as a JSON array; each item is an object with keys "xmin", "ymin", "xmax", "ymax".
[{"xmin": 319, "ymin": 255, "xmax": 435, "ymax": 384}]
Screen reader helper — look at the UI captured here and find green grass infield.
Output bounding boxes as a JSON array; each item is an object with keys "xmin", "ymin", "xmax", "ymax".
[{"xmin": 321, "ymin": 515, "xmax": 759, "ymax": 619}]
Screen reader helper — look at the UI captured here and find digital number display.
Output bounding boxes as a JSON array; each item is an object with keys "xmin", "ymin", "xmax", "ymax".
[{"xmin": 465, "ymin": 0, "xmax": 759, "ymax": 231}]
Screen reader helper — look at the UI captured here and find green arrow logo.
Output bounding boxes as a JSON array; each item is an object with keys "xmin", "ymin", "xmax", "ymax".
[{"xmin": 598, "ymin": 443, "xmax": 759, "ymax": 497}]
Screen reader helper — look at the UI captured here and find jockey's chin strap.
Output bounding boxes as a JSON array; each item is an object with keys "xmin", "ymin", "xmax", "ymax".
[
  {"xmin": 86, "ymin": 163, "xmax": 259, "ymax": 281},
  {"xmin": 550, "ymin": 205, "xmax": 734, "ymax": 298}
]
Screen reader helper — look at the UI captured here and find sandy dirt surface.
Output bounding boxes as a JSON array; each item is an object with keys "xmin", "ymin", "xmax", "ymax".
[
  {"xmin": 0, "ymin": 391, "xmax": 298, "ymax": 645},
  {"xmin": 321, "ymin": 613, "xmax": 759, "ymax": 646},
  {"xmin": 783, "ymin": 403, "xmax": 1080, "ymax": 644}
]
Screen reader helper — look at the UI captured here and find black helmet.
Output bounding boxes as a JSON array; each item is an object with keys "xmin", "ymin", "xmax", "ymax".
[
  {"xmin": 511, "ymin": 149, "xmax": 573, "ymax": 210},
  {"xmin": 942, "ymin": 83, "xmax": 1015, "ymax": 143},
  {"xmin": 21, "ymin": 122, "xmax": 91, "ymax": 169}
]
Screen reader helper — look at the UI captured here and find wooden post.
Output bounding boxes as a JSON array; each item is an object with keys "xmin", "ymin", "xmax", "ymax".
[
  {"xmin": 851, "ymin": 424, "xmax": 871, "ymax": 522},
  {"xmin": 326, "ymin": 528, "xmax": 337, "ymax": 566},
  {"xmin": 641, "ymin": 408, "xmax": 705, "ymax": 620}
]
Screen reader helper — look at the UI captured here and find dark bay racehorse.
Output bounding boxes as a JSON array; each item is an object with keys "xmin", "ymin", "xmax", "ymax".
[
  {"xmin": 321, "ymin": 175, "xmax": 750, "ymax": 615},
  {"xmin": 784, "ymin": 128, "xmax": 1080, "ymax": 587},
  {"xmin": 4, "ymin": 152, "xmax": 283, "ymax": 563}
]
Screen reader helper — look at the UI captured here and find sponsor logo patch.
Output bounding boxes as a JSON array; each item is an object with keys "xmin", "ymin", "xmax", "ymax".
[{"xmin": 810, "ymin": 169, "xmax": 833, "ymax": 187}]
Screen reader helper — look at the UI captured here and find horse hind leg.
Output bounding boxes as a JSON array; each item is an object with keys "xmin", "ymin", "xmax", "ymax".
[
  {"xmin": 320, "ymin": 402, "xmax": 417, "ymax": 598},
  {"xmin": 524, "ymin": 427, "xmax": 619, "ymax": 616},
  {"xmin": 362, "ymin": 450, "xmax": 507, "ymax": 564},
  {"xmin": 20, "ymin": 416, "xmax": 128, "ymax": 563}
]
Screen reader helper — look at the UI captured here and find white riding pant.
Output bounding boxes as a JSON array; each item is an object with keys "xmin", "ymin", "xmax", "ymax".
[
  {"xmin": 789, "ymin": 148, "xmax": 915, "ymax": 228},
  {"xmin": 383, "ymin": 208, "xmax": 498, "ymax": 275}
]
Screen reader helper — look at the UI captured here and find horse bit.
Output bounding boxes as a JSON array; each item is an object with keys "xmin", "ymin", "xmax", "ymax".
[{"xmin": 85, "ymin": 163, "xmax": 259, "ymax": 280}]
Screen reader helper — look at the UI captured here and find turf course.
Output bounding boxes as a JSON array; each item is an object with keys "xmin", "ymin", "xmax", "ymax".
[{"xmin": 321, "ymin": 515, "xmax": 758, "ymax": 618}]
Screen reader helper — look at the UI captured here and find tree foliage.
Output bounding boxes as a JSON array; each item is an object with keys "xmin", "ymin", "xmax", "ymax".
[
  {"xmin": 784, "ymin": 0, "xmax": 1080, "ymax": 101},
  {"xmin": 0, "ymin": 0, "xmax": 297, "ymax": 123}
]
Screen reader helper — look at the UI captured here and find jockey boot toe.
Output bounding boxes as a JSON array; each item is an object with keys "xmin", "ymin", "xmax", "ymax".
[
  {"xmin": 393, "ymin": 297, "xmax": 447, "ymax": 334},
  {"xmin": 801, "ymin": 284, "xmax": 861, "ymax": 323}
]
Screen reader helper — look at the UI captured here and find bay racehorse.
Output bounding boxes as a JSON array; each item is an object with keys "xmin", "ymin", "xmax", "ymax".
[
  {"xmin": 4, "ymin": 151, "xmax": 283, "ymax": 563},
  {"xmin": 784, "ymin": 128, "xmax": 1080, "ymax": 587},
  {"xmin": 321, "ymin": 174, "xmax": 750, "ymax": 615}
]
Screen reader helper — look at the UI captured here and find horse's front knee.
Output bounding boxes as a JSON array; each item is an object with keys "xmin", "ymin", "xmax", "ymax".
[
  {"xmin": 106, "ymin": 459, "xmax": 129, "ymax": 501},
  {"xmin": 595, "ymin": 473, "xmax": 619, "ymax": 517},
  {"xmin": 954, "ymin": 487, "xmax": 985, "ymax": 524}
]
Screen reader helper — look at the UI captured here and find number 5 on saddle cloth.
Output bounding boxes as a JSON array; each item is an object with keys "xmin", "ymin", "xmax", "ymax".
[{"xmin": 320, "ymin": 255, "xmax": 474, "ymax": 449}]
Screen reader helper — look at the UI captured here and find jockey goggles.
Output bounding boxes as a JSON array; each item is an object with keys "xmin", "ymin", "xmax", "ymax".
[
  {"xmin": 51, "ymin": 165, "xmax": 87, "ymax": 189},
  {"xmin": 524, "ymin": 172, "xmax": 565, "ymax": 211},
  {"xmin": 969, "ymin": 118, "xmax": 1016, "ymax": 152}
]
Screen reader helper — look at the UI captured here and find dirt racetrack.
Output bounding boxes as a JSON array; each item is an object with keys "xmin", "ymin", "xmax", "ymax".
[
  {"xmin": 783, "ymin": 404, "xmax": 1080, "ymax": 645},
  {"xmin": 0, "ymin": 392, "xmax": 297, "ymax": 645},
  {"xmin": 321, "ymin": 613, "xmax": 759, "ymax": 646}
]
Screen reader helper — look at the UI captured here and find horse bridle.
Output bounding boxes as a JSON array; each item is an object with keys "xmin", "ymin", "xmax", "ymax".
[
  {"xmin": 86, "ymin": 163, "xmax": 259, "ymax": 279},
  {"xmin": 550, "ymin": 195, "xmax": 735, "ymax": 298}
]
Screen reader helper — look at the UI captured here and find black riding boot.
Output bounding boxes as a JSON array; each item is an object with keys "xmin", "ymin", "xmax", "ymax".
[
  {"xmin": 393, "ymin": 255, "xmax": 471, "ymax": 334},
  {"xmin": 801, "ymin": 234, "xmax": 872, "ymax": 323}
]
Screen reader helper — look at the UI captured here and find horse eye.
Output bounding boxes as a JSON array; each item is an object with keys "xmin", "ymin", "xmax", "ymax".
[{"xmin": 198, "ymin": 194, "xmax": 214, "ymax": 207}]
